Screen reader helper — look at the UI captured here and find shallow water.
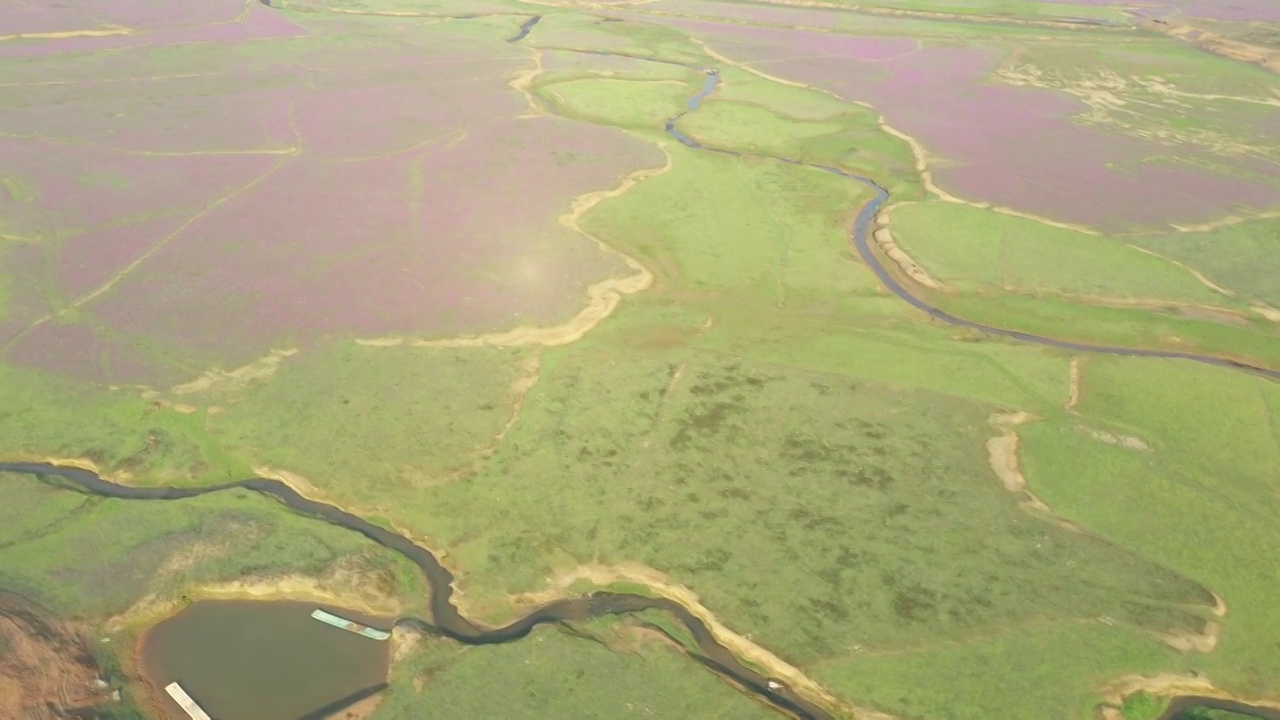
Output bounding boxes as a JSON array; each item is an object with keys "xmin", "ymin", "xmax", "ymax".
[{"xmin": 139, "ymin": 600, "xmax": 390, "ymax": 720}]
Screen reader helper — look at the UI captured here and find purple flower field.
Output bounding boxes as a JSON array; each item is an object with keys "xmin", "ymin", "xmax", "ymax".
[
  {"xmin": 0, "ymin": 6, "xmax": 660, "ymax": 383},
  {"xmin": 87, "ymin": 116, "xmax": 656, "ymax": 364},
  {"xmin": 1040, "ymin": 0, "xmax": 1280, "ymax": 23},
  {"xmin": 0, "ymin": 2, "xmax": 306, "ymax": 59},
  {"xmin": 648, "ymin": 16, "xmax": 1280, "ymax": 230}
]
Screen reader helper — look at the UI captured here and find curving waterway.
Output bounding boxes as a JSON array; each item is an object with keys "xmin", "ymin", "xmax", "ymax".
[
  {"xmin": 1158, "ymin": 696, "xmax": 1280, "ymax": 720},
  {"xmin": 0, "ymin": 462, "xmax": 832, "ymax": 720},
  {"xmin": 656, "ymin": 62, "xmax": 1280, "ymax": 381},
  {"xmin": 507, "ymin": 15, "xmax": 541, "ymax": 43}
]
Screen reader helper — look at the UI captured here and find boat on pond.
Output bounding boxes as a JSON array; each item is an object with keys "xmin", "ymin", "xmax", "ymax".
[{"xmin": 309, "ymin": 609, "xmax": 391, "ymax": 641}]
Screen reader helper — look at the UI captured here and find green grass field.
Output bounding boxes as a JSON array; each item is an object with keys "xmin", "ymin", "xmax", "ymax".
[
  {"xmin": 375, "ymin": 625, "xmax": 779, "ymax": 719},
  {"xmin": 889, "ymin": 202, "xmax": 1236, "ymax": 305},
  {"xmin": 0, "ymin": 472, "xmax": 426, "ymax": 617},
  {"xmin": 1022, "ymin": 359, "xmax": 1280, "ymax": 694},
  {"xmin": 1129, "ymin": 218, "xmax": 1280, "ymax": 309}
]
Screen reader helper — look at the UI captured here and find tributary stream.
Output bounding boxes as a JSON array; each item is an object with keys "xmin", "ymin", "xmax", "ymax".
[{"xmin": 0, "ymin": 462, "xmax": 833, "ymax": 719}]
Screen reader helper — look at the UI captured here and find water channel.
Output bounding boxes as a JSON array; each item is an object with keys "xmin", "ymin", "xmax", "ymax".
[
  {"xmin": 0, "ymin": 462, "xmax": 832, "ymax": 719},
  {"xmin": 654, "ymin": 60, "xmax": 1279, "ymax": 381}
]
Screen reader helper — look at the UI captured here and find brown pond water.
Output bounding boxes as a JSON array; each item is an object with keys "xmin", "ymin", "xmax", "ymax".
[{"xmin": 139, "ymin": 600, "xmax": 391, "ymax": 720}]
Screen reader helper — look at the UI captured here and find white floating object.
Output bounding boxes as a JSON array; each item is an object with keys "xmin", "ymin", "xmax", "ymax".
[
  {"xmin": 310, "ymin": 608, "xmax": 392, "ymax": 641},
  {"xmin": 164, "ymin": 682, "xmax": 212, "ymax": 720}
]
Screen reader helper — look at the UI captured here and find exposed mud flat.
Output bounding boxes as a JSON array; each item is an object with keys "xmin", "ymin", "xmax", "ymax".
[{"xmin": 0, "ymin": 591, "xmax": 115, "ymax": 720}]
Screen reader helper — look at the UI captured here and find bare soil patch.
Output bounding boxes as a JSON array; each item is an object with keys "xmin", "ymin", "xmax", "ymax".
[
  {"xmin": 1144, "ymin": 18, "xmax": 1280, "ymax": 73},
  {"xmin": 0, "ymin": 591, "xmax": 113, "ymax": 720}
]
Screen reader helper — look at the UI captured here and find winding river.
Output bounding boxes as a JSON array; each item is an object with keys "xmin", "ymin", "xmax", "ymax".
[
  {"xmin": 0, "ymin": 462, "xmax": 832, "ymax": 720},
  {"xmin": 1158, "ymin": 696, "xmax": 1280, "ymax": 720},
  {"xmin": 656, "ymin": 64, "xmax": 1280, "ymax": 381},
  {"xmin": 508, "ymin": 15, "xmax": 541, "ymax": 43}
]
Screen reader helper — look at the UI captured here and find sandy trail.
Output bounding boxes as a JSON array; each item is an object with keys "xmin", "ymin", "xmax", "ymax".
[
  {"xmin": 1099, "ymin": 673, "xmax": 1280, "ymax": 720},
  {"xmin": 0, "ymin": 25, "xmax": 134, "ymax": 41},
  {"xmin": 986, "ymin": 412, "xmax": 1091, "ymax": 534},
  {"xmin": 1125, "ymin": 244, "xmax": 1235, "ymax": 297},
  {"xmin": 700, "ymin": 39, "xmax": 1111, "ymax": 239},
  {"xmin": 169, "ymin": 348, "xmax": 298, "ymax": 396},
  {"xmin": 357, "ymin": 148, "xmax": 667, "ymax": 350},
  {"xmin": 653, "ymin": 0, "xmax": 1127, "ymax": 31},
  {"xmin": 1171, "ymin": 209, "xmax": 1280, "ymax": 233},
  {"xmin": 510, "ymin": 561, "xmax": 894, "ymax": 720},
  {"xmin": 1143, "ymin": 18, "xmax": 1280, "ymax": 74},
  {"xmin": 873, "ymin": 203, "xmax": 947, "ymax": 290},
  {"xmin": 0, "ymin": 159, "xmax": 291, "ymax": 356},
  {"xmin": 1066, "ymin": 357, "xmax": 1082, "ymax": 411}
]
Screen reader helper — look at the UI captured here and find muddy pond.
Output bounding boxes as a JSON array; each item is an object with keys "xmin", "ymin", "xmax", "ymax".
[{"xmin": 139, "ymin": 600, "xmax": 391, "ymax": 720}]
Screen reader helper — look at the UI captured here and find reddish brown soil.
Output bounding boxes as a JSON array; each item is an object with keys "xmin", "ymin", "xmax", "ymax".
[{"xmin": 0, "ymin": 592, "xmax": 112, "ymax": 720}]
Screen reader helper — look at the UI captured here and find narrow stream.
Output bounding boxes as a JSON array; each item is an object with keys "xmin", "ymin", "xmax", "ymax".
[
  {"xmin": 508, "ymin": 15, "xmax": 541, "ymax": 43},
  {"xmin": 655, "ymin": 63, "xmax": 1280, "ymax": 381},
  {"xmin": 1158, "ymin": 696, "xmax": 1280, "ymax": 720},
  {"xmin": 0, "ymin": 462, "xmax": 832, "ymax": 720}
]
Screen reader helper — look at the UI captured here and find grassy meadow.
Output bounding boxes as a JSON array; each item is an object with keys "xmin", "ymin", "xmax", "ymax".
[
  {"xmin": 1, "ymin": 2, "xmax": 1278, "ymax": 720},
  {"xmin": 0, "ymin": 472, "xmax": 427, "ymax": 618},
  {"xmin": 375, "ymin": 625, "xmax": 778, "ymax": 719}
]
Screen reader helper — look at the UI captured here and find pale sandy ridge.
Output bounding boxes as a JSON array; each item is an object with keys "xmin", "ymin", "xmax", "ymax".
[
  {"xmin": 1125, "ymin": 244, "xmax": 1235, "ymax": 296},
  {"xmin": 1066, "ymin": 357, "xmax": 1082, "ymax": 411},
  {"xmin": 0, "ymin": 25, "xmax": 134, "ymax": 41},
  {"xmin": 712, "ymin": 50, "xmax": 1271, "ymax": 325},
  {"xmin": 356, "ymin": 148, "xmax": 668, "ymax": 350},
  {"xmin": 107, "ymin": 569, "xmax": 405, "ymax": 635},
  {"xmin": 511, "ymin": 561, "xmax": 895, "ymax": 720},
  {"xmin": 644, "ymin": 0, "xmax": 1129, "ymax": 31},
  {"xmin": 170, "ymin": 348, "xmax": 298, "ymax": 395},
  {"xmin": 873, "ymin": 202, "xmax": 947, "ymax": 290},
  {"xmin": 1098, "ymin": 673, "xmax": 1280, "ymax": 720},
  {"xmin": 985, "ymin": 412, "xmax": 1057, "ymax": 516},
  {"xmin": 1171, "ymin": 209, "xmax": 1280, "ymax": 233},
  {"xmin": 699, "ymin": 39, "xmax": 1110, "ymax": 237},
  {"xmin": 1142, "ymin": 17, "xmax": 1280, "ymax": 74},
  {"xmin": 986, "ymin": 409, "xmax": 1217, "ymax": 656}
]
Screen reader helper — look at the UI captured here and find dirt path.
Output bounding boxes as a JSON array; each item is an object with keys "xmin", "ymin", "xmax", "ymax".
[
  {"xmin": 1099, "ymin": 673, "xmax": 1280, "ymax": 720},
  {"xmin": 1171, "ymin": 209, "xmax": 1280, "ymax": 233},
  {"xmin": 986, "ymin": 412, "xmax": 1092, "ymax": 534},
  {"xmin": 107, "ymin": 567, "xmax": 405, "ymax": 636},
  {"xmin": 665, "ymin": 0, "xmax": 1127, "ymax": 31},
  {"xmin": 169, "ymin": 347, "xmax": 298, "ymax": 396},
  {"xmin": 1, "ymin": 160, "xmax": 291, "ymax": 356},
  {"xmin": 699, "ymin": 38, "xmax": 1109, "ymax": 240},
  {"xmin": 873, "ymin": 203, "xmax": 947, "ymax": 291},
  {"xmin": 0, "ymin": 25, "xmax": 134, "ymax": 41},
  {"xmin": 1125, "ymin": 244, "xmax": 1236, "ymax": 297},
  {"xmin": 510, "ymin": 561, "xmax": 895, "ymax": 720},
  {"xmin": 1143, "ymin": 18, "xmax": 1280, "ymax": 74},
  {"xmin": 1066, "ymin": 357, "xmax": 1082, "ymax": 411}
]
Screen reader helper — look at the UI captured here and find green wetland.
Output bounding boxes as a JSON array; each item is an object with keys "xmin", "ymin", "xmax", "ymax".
[{"xmin": 1, "ymin": 1, "xmax": 1279, "ymax": 720}]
